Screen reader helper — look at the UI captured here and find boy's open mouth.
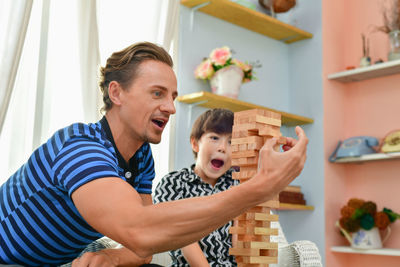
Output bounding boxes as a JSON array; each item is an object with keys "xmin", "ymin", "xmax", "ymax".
[{"xmin": 211, "ymin": 159, "xmax": 224, "ymax": 168}]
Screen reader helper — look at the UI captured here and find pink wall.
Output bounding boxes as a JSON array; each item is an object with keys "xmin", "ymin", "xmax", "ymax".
[{"xmin": 323, "ymin": 0, "xmax": 400, "ymax": 266}]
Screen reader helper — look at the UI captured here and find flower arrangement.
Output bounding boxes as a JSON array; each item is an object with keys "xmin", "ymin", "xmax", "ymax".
[
  {"xmin": 339, "ymin": 198, "xmax": 400, "ymax": 233},
  {"xmin": 194, "ymin": 46, "xmax": 257, "ymax": 83},
  {"xmin": 376, "ymin": 0, "xmax": 400, "ymax": 33}
]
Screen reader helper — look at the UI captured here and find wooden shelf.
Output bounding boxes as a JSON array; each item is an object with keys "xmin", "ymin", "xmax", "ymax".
[
  {"xmin": 331, "ymin": 152, "xmax": 400, "ymax": 163},
  {"xmin": 277, "ymin": 203, "xmax": 314, "ymax": 210},
  {"xmin": 331, "ymin": 246, "xmax": 400, "ymax": 256},
  {"xmin": 327, "ymin": 59, "xmax": 400, "ymax": 83},
  {"xmin": 181, "ymin": 0, "xmax": 313, "ymax": 44},
  {"xmin": 176, "ymin": 91, "xmax": 314, "ymax": 126}
]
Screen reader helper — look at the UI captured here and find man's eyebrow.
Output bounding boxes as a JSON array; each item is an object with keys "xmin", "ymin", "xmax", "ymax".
[{"xmin": 153, "ymin": 85, "xmax": 178, "ymax": 98}]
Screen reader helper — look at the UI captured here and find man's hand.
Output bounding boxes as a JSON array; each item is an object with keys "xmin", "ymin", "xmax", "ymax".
[
  {"xmin": 254, "ymin": 126, "xmax": 308, "ymax": 200},
  {"xmin": 71, "ymin": 248, "xmax": 152, "ymax": 267},
  {"xmin": 72, "ymin": 250, "xmax": 116, "ymax": 267}
]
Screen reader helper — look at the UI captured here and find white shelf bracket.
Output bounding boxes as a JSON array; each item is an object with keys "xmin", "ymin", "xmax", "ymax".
[
  {"xmin": 187, "ymin": 100, "xmax": 209, "ymax": 128},
  {"xmin": 189, "ymin": 1, "xmax": 211, "ymax": 31}
]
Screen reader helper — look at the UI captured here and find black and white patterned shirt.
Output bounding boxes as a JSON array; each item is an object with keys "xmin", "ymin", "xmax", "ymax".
[{"xmin": 153, "ymin": 165, "xmax": 238, "ymax": 267}]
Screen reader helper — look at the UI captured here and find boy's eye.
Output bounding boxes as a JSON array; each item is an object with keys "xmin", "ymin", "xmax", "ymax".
[{"xmin": 210, "ymin": 136, "xmax": 219, "ymax": 140}]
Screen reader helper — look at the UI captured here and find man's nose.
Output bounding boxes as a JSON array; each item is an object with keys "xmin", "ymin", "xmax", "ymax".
[{"xmin": 161, "ymin": 97, "xmax": 176, "ymax": 114}]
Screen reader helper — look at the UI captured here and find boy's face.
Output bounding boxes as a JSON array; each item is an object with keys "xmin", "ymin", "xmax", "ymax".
[{"xmin": 191, "ymin": 132, "xmax": 232, "ymax": 186}]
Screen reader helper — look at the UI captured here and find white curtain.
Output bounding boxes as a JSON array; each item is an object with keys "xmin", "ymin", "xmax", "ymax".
[
  {"xmin": 0, "ymin": 0, "xmax": 180, "ymax": 186},
  {"xmin": 77, "ymin": 0, "xmax": 102, "ymax": 123},
  {"xmin": 0, "ymin": 0, "xmax": 33, "ymax": 135}
]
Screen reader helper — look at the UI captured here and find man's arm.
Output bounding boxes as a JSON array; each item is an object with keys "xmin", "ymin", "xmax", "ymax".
[
  {"xmin": 71, "ymin": 126, "xmax": 308, "ymax": 258},
  {"xmin": 72, "ymin": 193, "xmax": 154, "ymax": 267}
]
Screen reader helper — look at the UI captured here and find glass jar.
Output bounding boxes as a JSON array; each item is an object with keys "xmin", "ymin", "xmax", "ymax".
[{"xmin": 388, "ymin": 30, "xmax": 400, "ymax": 61}]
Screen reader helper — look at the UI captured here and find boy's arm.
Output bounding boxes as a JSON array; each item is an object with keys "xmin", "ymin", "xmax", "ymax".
[
  {"xmin": 71, "ymin": 126, "xmax": 308, "ymax": 258},
  {"xmin": 181, "ymin": 243, "xmax": 210, "ymax": 267}
]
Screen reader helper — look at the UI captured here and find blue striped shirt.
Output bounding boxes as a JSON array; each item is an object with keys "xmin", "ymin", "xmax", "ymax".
[{"xmin": 0, "ymin": 118, "xmax": 155, "ymax": 266}]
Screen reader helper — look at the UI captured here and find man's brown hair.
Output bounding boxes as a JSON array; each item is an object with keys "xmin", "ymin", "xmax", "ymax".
[
  {"xmin": 190, "ymin": 108, "xmax": 234, "ymax": 158},
  {"xmin": 98, "ymin": 42, "xmax": 173, "ymax": 113}
]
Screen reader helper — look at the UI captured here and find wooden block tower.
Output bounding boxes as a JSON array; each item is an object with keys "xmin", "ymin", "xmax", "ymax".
[{"xmin": 229, "ymin": 109, "xmax": 286, "ymax": 267}]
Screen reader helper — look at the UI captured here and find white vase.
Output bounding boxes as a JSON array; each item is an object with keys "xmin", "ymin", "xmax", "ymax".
[
  {"xmin": 388, "ymin": 30, "xmax": 400, "ymax": 61},
  {"xmin": 336, "ymin": 221, "xmax": 391, "ymax": 250},
  {"xmin": 210, "ymin": 65, "xmax": 244, "ymax": 99}
]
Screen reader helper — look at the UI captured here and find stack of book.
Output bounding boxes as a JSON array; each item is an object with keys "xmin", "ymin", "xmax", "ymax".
[{"xmin": 279, "ymin": 185, "xmax": 306, "ymax": 205}]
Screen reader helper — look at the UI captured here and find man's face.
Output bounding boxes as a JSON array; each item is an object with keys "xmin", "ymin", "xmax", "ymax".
[
  {"xmin": 192, "ymin": 132, "xmax": 232, "ymax": 186},
  {"xmin": 118, "ymin": 60, "xmax": 178, "ymax": 144}
]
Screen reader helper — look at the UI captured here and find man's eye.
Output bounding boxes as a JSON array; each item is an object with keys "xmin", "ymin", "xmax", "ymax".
[{"xmin": 154, "ymin": 91, "xmax": 161, "ymax": 97}]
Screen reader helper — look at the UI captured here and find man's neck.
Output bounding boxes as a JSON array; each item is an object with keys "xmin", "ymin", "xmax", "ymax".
[{"xmin": 105, "ymin": 111, "xmax": 143, "ymax": 162}]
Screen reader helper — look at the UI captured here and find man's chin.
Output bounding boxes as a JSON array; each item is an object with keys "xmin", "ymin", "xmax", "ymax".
[{"xmin": 144, "ymin": 135, "xmax": 162, "ymax": 144}]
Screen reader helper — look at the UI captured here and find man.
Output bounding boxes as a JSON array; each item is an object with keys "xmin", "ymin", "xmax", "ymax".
[{"xmin": 0, "ymin": 42, "xmax": 308, "ymax": 266}]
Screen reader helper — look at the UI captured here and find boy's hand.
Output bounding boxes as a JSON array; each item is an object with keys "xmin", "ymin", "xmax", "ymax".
[{"xmin": 254, "ymin": 126, "xmax": 308, "ymax": 200}]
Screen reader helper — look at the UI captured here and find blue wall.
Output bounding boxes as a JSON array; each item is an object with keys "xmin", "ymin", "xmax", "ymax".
[{"xmin": 174, "ymin": 2, "xmax": 324, "ymax": 263}]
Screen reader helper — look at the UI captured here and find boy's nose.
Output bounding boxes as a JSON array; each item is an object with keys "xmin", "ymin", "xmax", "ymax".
[{"xmin": 218, "ymin": 142, "xmax": 227, "ymax": 153}]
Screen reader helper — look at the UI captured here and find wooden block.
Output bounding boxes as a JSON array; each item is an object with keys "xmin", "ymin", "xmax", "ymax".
[
  {"xmin": 236, "ymin": 241, "xmax": 278, "ymax": 250},
  {"xmin": 233, "ymin": 130, "xmax": 258, "ymax": 138},
  {"xmin": 237, "ymin": 219, "xmax": 270, "ymax": 228},
  {"xmin": 257, "ymin": 200, "xmax": 280, "ymax": 209},
  {"xmin": 231, "ymin": 136, "xmax": 264, "ymax": 146},
  {"xmin": 239, "ymin": 256, "xmax": 278, "ymax": 264},
  {"xmin": 232, "ymin": 144, "xmax": 239, "ymax": 152},
  {"xmin": 234, "ymin": 109, "xmax": 281, "ymax": 120},
  {"xmin": 236, "ymin": 212, "xmax": 278, "ymax": 222},
  {"xmin": 258, "ymin": 125, "xmax": 281, "ymax": 137},
  {"xmin": 276, "ymin": 136, "xmax": 287, "ymax": 145},
  {"xmin": 233, "ymin": 122, "xmax": 267, "ymax": 133},
  {"xmin": 239, "ymin": 143, "xmax": 248, "ymax": 151},
  {"xmin": 234, "ymin": 109, "xmax": 265, "ymax": 118},
  {"xmin": 231, "ymin": 156, "xmax": 258, "ymax": 167},
  {"xmin": 283, "ymin": 185, "xmax": 302, "ymax": 193},
  {"xmin": 237, "ymin": 234, "xmax": 270, "ymax": 242},
  {"xmin": 237, "ymin": 263, "xmax": 270, "ymax": 267},
  {"xmin": 229, "ymin": 226, "xmax": 278, "ymax": 236},
  {"xmin": 229, "ymin": 247, "xmax": 261, "ymax": 257},
  {"xmin": 235, "ymin": 114, "xmax": 281, "ymax": 127},
  {"xmin": 232, "ymin": 150, "xmax": 258, "ymax": 159}
]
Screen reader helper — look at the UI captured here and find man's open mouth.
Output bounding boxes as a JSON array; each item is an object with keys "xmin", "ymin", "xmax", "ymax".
[{"xmin": 152, "ymin": 119, "xmax": 166, "ymax": 128}]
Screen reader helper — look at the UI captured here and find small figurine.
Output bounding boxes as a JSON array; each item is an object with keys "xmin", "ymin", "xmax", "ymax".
[{"xmin": 360, "ymin": 33, "xmax": 371, "ymax": 67}]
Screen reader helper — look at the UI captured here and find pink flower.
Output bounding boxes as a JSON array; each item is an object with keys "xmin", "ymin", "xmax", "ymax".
[
  {"xmin": 232, "ymin": 59, "xmax": 252, "ymax": 72},
  {"xmin": 209, "ymin": 46, "xmax": 231, "ymax": 66},
  {"xmin": 194, "ymin": 59, "xmax": 215, "ymax": 80}
]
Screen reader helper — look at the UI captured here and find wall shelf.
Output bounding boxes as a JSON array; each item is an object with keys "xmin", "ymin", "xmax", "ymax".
[
  {"xmin": 331, "ymin": 152, "xmax": 400, "ymax": 163},
  {"xmin": 331, "ymin": 246, "xmax": 400, "ymax": 257},
  {"xmin": 176, "ymin": 91, "xmax": 314, "ymax": 126},
  {"xmin": 181, "ymin": 0, "xmax": 313, "ymax": 44},
  {"xmin": 327, "ymin": 59, "xmax": 400, "ymax": 83},
  {"xmin": 278, "ymin": 203, "xmax": 314, "ymax": 210}
]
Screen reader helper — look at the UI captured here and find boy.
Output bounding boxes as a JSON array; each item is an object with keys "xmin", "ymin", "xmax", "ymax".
[{"xmin": 154, "ymin": 108, "xmax": 237, "ymax": 266}]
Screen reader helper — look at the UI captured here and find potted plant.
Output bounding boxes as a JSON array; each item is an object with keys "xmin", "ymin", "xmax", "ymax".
[
  {"xmin": 376, "ymin": 0, "xmax": 400, "ymax": 61},
  {"xmin": 336, "ymin": 198, "xmax": 400, "ymax": 249},
  {"xmin": 194, "ymin": 46, "xmax": 258, "ymax": 99}
]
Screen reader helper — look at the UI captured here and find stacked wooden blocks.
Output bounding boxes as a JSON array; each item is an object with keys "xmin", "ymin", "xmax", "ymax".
[{"xmin": 229, "ymin": 109, "xmax": 286, "ymax": 267}]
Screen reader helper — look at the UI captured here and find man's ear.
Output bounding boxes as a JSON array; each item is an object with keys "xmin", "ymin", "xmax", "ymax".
[
  {"xmin": 190, "ymin": 137, "xmax": 199, "ymax": 153},
  {"xmin": 108, "ymin": 81, "xmax": 122, "ymax": 106}
]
